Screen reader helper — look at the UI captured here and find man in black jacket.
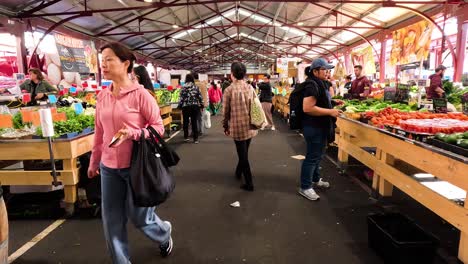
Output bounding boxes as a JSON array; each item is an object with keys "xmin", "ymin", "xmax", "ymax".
[{"xmin": 258, "ymin": 75, "xmax": 275, "ymax": 130}]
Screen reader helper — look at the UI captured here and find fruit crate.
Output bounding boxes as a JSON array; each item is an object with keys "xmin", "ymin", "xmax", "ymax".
[
  {"xmin": 368, "ymin": 213, "xmax": 439, "ymax": 264},
  {"xmin": 426, "ymin": 138, "xmax": 468, "ymax": 157}
]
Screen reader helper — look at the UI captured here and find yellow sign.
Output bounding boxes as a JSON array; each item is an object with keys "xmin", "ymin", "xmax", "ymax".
[
  {"xmin": 390, "ymin": 20, "xmax": 434, "ymax": 66},
  {"xmin": 351, "ymin": 46, "xmax": 376, "ymax": 75}
]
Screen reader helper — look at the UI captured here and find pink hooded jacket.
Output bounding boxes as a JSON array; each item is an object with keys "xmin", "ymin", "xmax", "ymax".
[{"xmin": 89, "ymin": 82, "xmax": 164, "ymax": 171}]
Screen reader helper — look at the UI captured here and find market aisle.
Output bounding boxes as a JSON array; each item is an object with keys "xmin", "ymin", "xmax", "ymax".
[{"xmin": 10, "ymin": 115, "xmax": 383, "ymax": 264}]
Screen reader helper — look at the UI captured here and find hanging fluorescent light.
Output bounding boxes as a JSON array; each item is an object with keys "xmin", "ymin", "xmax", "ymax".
[
  {"xmin": 143, "ymin": 0, "xmax": 153, "ymax": 2},
  {"xmin": 297, "ymin": 22, "xmax": 304, "ymax": 26},
  {"xmin": 172, "ymin": 24, "xmax": 179, "ymax": 29}
]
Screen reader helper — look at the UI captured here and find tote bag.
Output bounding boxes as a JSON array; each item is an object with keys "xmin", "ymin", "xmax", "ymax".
[
  {"xmin": 250, "ymin": 90, "xmax": 266, "ymax": 129},
  {"xmin": 130, "ymin": 129, "xmax": 175, "ymax": 207}
]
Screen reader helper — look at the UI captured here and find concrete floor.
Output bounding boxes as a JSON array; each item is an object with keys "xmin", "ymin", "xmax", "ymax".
[{"xmin": 7, "ymin": 115, "xmax": 457, "ymax": 264}]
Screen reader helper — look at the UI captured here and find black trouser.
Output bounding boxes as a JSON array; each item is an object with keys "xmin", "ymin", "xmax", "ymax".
[
  {"xmin": 234, "ymin": 139, "xmax": 253, "ymax": 187},
  {"xmin": 182, "ymin": 105, "xmax": 200, "ymax": 141}
]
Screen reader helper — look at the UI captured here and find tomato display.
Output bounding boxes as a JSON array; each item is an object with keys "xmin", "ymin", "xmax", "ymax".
[{"xmin": 367, "ymin": 107, "xmax": 468, "ymax": 134}]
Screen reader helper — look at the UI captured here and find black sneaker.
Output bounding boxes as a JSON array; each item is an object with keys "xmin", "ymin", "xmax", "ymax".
[
  {"xmin": 160, "ymin": 221, "xmax": 173, "ymax": 257},
  {"xmin": 240, "ymin": 184, "xmax": 254, "ymax": 192}
]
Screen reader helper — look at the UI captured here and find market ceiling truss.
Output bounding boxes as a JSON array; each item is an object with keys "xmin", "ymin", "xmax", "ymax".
[{"xmin": 15, "ymin": 0, "xmax": 466, "ymax": 70}]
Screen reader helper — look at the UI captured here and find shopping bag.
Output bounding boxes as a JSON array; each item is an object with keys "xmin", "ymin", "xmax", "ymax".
[
  {"xmin": 250, "ymin": 90, "xmax": 266, "ymax": 129},
  {"xmin": 147, "ymin": 126, "xmax": 180, "ymax": 167},
  {"xmin": 203, "ymin": 109, "xmax": 211, "ymax": 129},
  {"xmin": 130, "ymin": 129, "xmax": 175, "ymax": 207}
]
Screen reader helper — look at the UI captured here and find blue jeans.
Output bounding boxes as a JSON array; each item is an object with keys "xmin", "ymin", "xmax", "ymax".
[
  {"xmin": 100, "ymin": 164, "xmax": 171, "ymax": 264},
  {"xmin": 300, "ymin": 126, "xmax": 328, "ymax": 190}
]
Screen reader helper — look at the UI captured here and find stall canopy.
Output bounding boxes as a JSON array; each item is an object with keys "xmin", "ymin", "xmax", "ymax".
[{"xmin": 0, "ymin": 0, "xmax": 465, "ymax": 72}]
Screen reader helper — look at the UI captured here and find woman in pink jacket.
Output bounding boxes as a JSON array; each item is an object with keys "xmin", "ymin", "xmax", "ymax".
[
  {"xmin": 208, "ymin": 81, "xmax": 222, "ymax": 115},
  {"xmin": 88, "ymin": 42, "xmax": 173, "ymax": 263}
]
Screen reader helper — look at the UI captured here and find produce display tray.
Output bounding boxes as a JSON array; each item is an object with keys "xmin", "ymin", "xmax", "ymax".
[
  {"xmin": 426, "ymin": 138, "xmax": 468, "ymax": 157},
  {"xmin": 385, "ymin": 125, "xmax": 433, "ymax": 142}
]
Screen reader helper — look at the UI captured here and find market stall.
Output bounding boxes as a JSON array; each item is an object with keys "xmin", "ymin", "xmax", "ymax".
[
  {"xmin": 336, "ymin": 116, "xmax": 468, "ymax": 263},
  {"xmin": 0, "ymin": 134, "xmax": 93, "ymax": 216}
]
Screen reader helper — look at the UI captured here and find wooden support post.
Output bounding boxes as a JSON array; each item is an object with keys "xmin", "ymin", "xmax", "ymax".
[
  {"xmin": 378, "ymin": 152, "xmax": 394, "ymax": 197},
  {"xmin": 337, "ymin": 130, "xmax": 350, "ymax": 173},
  {"xmin": 62, "ymin": 159, "xmax": 77, "ymax": 216},
  {"xmin": 459, "ymin": 196, "xmax": 468, "ymax": 263},
  {"xmin": 372, "ymin": 149, "xmax": 382, "ymax": 191}
]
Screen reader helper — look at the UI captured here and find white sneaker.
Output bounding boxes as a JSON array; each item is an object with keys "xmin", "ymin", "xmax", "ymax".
[
  {"xmin": 298, "ymin": 188, "xmax": 320, "ymax": 201},
  {"xmin": 314, "ymin": 178, "xmax": 330, "ymax": 188},
  {"xmin": 160, "ymin": 221, "xmax": 173, "ymax": 257},
  {"xmin": 271, "ymin": 127, "xmax": 276, "ymax": 131}
]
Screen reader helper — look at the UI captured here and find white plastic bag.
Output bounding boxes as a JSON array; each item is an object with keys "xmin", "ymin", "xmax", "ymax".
[{"xmin": 203, "ymin": 109, "xmax": 211, "ymax": 129}]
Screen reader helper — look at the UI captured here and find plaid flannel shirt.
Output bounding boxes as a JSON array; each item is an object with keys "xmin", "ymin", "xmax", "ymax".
[{"xmin": 222, "ymin": 80, "xmax": 258, "ymax": 141}]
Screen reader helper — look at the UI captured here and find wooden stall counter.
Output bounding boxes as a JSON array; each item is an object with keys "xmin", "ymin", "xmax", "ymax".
[
  {"xmin": 0, "ymin": 134, "xmax": 94, "ymax": 216},
  {"xmin": 336, "ymin": 117, "xmax": 468, "ymax": 263}
]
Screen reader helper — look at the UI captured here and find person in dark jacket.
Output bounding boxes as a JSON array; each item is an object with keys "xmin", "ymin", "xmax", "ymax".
[
  {"xmin": 258, "ymin": 75, "xmax": 275, "ymax": 130},
  {"xmin": 16, "ymin": 68, "xmax": 57, "ymax": 105},
  {"xmin": 299, "ymin": 58, "xmax": 343, "ymax": 202},
  {"xmin": 344, "ymin": 75, "xmax": 352, "ymax": 92},
  {"xmin": 178, "ymin": 74, "xmax": 204, "ymax": 143},
  {"xmin": 133, "ymin": 65, "xmax": 154, "ymax": 91},
  {"xmin": 427, "ymin": 65, "xmax": 446, "ymax": 99}
]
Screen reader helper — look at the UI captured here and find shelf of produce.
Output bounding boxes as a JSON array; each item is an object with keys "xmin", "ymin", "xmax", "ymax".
[
  {"xmin": 336, "ymin": 117, "xmax": 468, "ymax": 263},
  {"xmin": 273, "ymin": 95, "xmax": 289, "ymax": 119},
  {"xmin": 0, "ymin": 133, "xmax": 94, "ymax": 216}
]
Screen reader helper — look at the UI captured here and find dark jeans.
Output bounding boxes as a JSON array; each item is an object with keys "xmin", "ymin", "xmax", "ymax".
[
  {"xmin": 300, "ymin": 126, "xmax": 327, "ymax": 190},
  {"xmin": 182, "ymin": 105, "xmax": 200, "ymax": 140},
  {"xmin": 234, "ymin": 139, "xmax": 253, "ymax": 187}
]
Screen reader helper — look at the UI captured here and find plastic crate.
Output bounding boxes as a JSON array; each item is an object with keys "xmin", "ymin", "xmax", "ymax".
[{"xmin": 367, "ymin": 213, "xmax": 439, "ymax": 264}]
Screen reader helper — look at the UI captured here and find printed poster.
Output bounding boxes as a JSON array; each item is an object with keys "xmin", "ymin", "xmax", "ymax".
[
  {"xmin": 54, "ymin": 33, "xmax": 98, "ymax": 73},
  {"xmin": 351, "ymin": 46, "xmax": 376, "ymax": 75},
  {"xmin": 389, "ymin": 20, "xmax": 434, "ymax": 66}
]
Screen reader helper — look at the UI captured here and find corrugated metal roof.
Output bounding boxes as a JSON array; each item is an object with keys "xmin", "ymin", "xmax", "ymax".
[{"xmin": 0, "ymin": 0, "xmax": 460, "ymax": 71}]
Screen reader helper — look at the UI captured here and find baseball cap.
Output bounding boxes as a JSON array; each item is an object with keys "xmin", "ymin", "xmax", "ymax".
[{"xmin": 310, "ymin": 58, "xmax": 335, "ymax": 70}]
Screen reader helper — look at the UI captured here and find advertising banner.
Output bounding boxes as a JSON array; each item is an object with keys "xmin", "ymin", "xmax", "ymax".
[
  {"xmin": 351, "ymin": 46, "xmax": 376, "ymax": 75},
  {"xmin": 54, "ymin": 33, "xmax": 97, "ymax": 73},
  {"xmin": 389, "ymin": 20, "xmax": 434, "ymax": 66}
]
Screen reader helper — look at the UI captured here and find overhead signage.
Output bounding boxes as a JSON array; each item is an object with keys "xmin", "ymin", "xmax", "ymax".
[
  {"xmin": 54, "ymin": 33, "xmax": 98, "ymax": 73},
  {"xmin": 389, "ymin": 20, "xmax": 434, "ymax": 66}
]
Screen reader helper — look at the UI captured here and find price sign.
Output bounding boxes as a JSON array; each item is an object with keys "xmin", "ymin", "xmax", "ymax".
[
  {"xmin": 384, "ymin": 87, "xmax": 396, "ymax": 102},
  {"xmin": 395, "ymin": 88, "xmax": 410, "ymax": 103},
  {"xmin": 433, "ymin": 98, "xmax": 448, "ymax": 113},
  {"xmin": 74, "ymin": 103, "xmax": 84, "ymax": 115},
  {"xmin": 462, "ymin": 93, "xmax": 468, "ymax": 114},
  {"xmin": 417, "ymin": 79, "xmax": 427, "ymax": 87},
  {"xmin": 48, "ymin": 94, "xmax": 57, "ymax": 104}
]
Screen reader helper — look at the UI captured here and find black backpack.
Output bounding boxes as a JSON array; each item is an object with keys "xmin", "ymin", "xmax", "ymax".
[{"xmin": 288, "ymin": 80, "xmax": 315, "ymax": 130}]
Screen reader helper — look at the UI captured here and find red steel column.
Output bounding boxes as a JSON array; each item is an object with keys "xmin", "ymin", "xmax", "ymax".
[
  {"xmin": 379, "ymin": 34, "xmax": 387, "ymax": 83},
  {"xmin": 344, "ymin": 48, "xmax": 352, "ymax": 75},
  {"xmin": 454, "ymin": 21, "xmax": 467, "ymax": 82}
]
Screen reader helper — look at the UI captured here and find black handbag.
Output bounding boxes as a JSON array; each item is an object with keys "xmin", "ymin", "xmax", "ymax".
[
  {"xmin": 147, "ymin": 126, "xmax": 180, "ymax": 167},
  {"xmin": 130, "ymin": 129, "xmax": 175, "ymax": 207}
]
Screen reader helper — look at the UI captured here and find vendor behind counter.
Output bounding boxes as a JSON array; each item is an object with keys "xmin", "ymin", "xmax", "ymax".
[
  {"xmin": 0, "ymin": 68, "xmax": 57, "ymax": 105},
  {"xmin": 349, "ymin": 65, "xmax": 371, "ymax": 99}
]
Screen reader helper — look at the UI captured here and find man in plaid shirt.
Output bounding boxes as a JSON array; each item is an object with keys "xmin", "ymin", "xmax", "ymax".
[{"xmin": 223, "ymin": 62, "xmax": 258, "ymax": 191}]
